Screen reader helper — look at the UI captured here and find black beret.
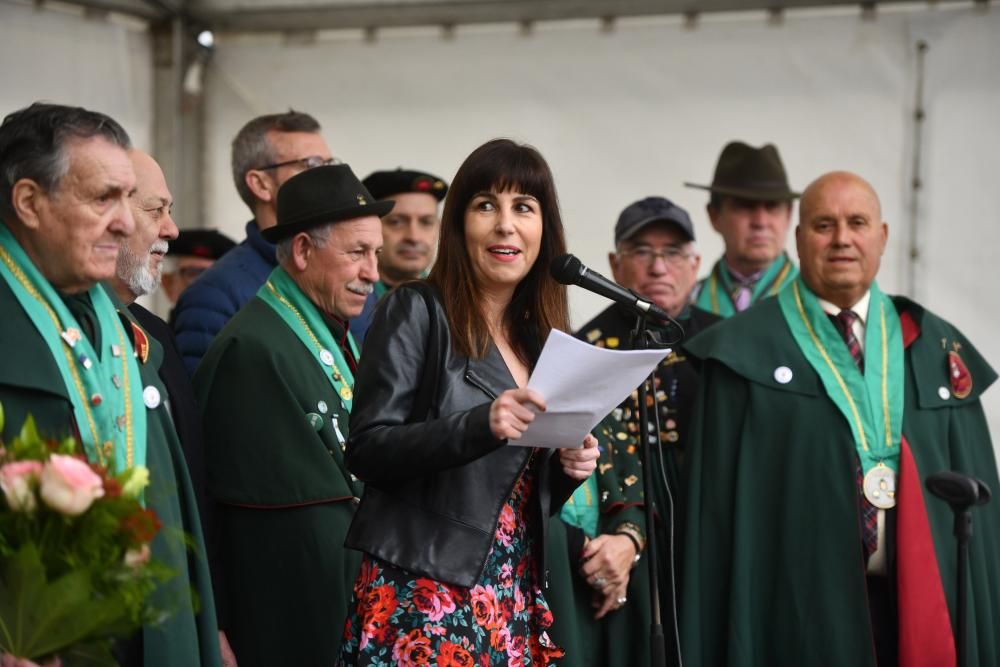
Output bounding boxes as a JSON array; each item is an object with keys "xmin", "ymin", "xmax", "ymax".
[
  {"xmin": 168, "ymin": 229, "xmax": 237, "ymax": 260},
  {"xmin": 362, "ymin": 168, "xmax": 448, "ymax": 202}
]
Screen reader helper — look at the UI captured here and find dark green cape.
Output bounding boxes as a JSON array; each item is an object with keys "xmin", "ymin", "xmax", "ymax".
[
  {"xmin": 194, "ymin": 297, "xmax": 361, "ymax": 667},
  {"xmin": 681, "ymin": 295, "xmax": 1000, "ymax": 666},
  {"xmin": 554, "ymin": 305, "xmax": 718, "ymax": 667},
  {"xmin": 0, "ymin": 279, "xmax": 221, "ymax": 667}
]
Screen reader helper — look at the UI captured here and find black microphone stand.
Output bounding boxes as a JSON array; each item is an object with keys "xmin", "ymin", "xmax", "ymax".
[
  {"xmin": 630, "ymin": 314, "xmax": 681, "ymax": 667},
  {"xmin": 925, "ymin": 471, "xmax": 993, "ymax": 667}
]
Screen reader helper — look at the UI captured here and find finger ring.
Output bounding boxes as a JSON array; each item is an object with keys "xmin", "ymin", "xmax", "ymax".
[
  {"xmin": 617, "ymin": 596, "xmax": 628, "ymax": 606},
  {"xmin": 593, "ymin": 576, "xmax": 607, "ymax": 588}
]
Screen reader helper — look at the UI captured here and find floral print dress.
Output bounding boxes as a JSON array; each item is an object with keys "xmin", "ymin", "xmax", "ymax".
[{"xmin": 339, "ymin": 457, "xmax": 564, "ymax": 666}]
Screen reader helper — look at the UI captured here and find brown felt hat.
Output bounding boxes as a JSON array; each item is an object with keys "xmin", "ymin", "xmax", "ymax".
[{"xmin": 685, "ymin": 141, "xmax": 799, "ymax": 201}]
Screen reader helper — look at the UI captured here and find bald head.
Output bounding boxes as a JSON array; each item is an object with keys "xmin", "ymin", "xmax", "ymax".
[
  {"xmin": 112, "ymin": 150, "xmax": 178, "ymax": 303},
  {"xmin": 800, "ymin": 171, "xmax": 882, "ymax": 224},
  {"xmin": 795, "ymin": 170, "xmax": 888, "ymax": 309}
]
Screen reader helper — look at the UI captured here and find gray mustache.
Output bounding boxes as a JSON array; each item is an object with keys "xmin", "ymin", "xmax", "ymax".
[{"xmin": 347, "ymin": 281, "xmax": 374, "ymax": 296}]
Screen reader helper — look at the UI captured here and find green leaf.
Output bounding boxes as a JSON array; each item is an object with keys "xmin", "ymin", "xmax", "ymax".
[
  {"xmin": 60, "ymin": 639, "xmax": 119, "ymax": 667},
  {"xmin": 17, "ymin": 415, "xmax": 40, "ymax": 449},
  {"xmin": 0, "ymin": 543, "xmax": 138, "ymax": 660}
]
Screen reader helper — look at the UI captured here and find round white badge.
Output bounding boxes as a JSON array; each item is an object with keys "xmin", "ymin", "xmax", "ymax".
[
  {"xmin": 319, "ymin": 349, "xmax": 335, "ymax": 366},
  {"xmin": 863, "ymin": 465, "xmax": 897, "ymax": 509},
  {"xmin": 938, "ymin": 386, "xmax": 951, "ymax": 400},
  {"xmin": 143, "ymin": 385, "xmax": 161, "ymax": 409},
  {"xmin": 317, "ymin": 400, "xmax": 328, "ymax": 414},
  {"xmin": 773, "ymin": 366, "xmax": 793, "ymax": 384}
]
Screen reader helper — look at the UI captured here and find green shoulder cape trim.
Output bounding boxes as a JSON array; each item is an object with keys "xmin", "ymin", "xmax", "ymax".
[{"xmin": 777, "ymin": 278, "xmax": 903, "ymax": 475}]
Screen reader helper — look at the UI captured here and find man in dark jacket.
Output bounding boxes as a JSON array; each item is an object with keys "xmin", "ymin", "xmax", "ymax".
[
  {"xmin": 171, "ymin": 110, "xmax": 335, "ymax": 374},
  {"xmin": 161, "ymin": 229, "xmax": 236, "ymax": 313}
]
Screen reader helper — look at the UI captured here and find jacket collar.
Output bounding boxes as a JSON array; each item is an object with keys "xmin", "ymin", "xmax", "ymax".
[
  {"xmin": 248, "ymin": 220, "xmax": 277, "ymax": 265},
  {"xmin": 465, "ymin": 343, "xmax": 517, "ymax": 400}
]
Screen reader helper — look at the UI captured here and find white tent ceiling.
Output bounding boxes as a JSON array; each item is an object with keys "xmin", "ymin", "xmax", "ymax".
[{"xmin": 23, "ymin": 0, "xmax": 983, "ymax": 31}]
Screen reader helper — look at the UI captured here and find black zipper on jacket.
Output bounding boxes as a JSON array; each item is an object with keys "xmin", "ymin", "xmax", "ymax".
[
  {"xmin": 464, "ymin": 369, "xmax": 497, "ymax": 400},
  {"xmin": 464, "ymin": 369, "xmax": 539, "ymax": 585}
]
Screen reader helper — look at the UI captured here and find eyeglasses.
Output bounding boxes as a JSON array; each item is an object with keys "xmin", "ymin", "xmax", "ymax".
[
  {"xmin": 618, "ymin": 246, "xmax": 693, "ymax": 267},
  {"xmin": 255, "ymin": 155, "xmax": 342, "ymax": 171}
]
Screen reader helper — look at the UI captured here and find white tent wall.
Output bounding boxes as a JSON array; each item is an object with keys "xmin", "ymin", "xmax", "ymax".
[
  {"xmin": 203, "ymin": 3, "xmax": 999, "ymax": 442},
  {"xmin": 0, "ymin": 2, "xmax": 154, "ymax": 154}
]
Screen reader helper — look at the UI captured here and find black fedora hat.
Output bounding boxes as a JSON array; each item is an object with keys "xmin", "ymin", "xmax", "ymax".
[
  {"xmin": 262, "ymin": 164, "xmax": 395, "ymax": 243},
  {"xmin": 685, "ymin": 141, "xmax": 799, "ymax": 201}
]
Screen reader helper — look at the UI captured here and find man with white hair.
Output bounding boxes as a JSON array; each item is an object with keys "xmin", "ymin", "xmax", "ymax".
[
  {"xmin": 195, "ymin": 163, "xmax": 388, "ymax": 666},
  {"xmin": 109, "ymin": 150, "xmax": 237, "ymax": 666}
]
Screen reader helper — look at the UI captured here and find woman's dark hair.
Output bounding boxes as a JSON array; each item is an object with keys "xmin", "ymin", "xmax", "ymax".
[{"xmin": 428, "ymin": 138, "xmax": 569, "ymax": 364}]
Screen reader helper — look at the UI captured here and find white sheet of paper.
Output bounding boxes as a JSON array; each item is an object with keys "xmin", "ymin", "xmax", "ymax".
[{"xmin": 512, "ymin": 329, "xmax": 669, "ymax": 449}]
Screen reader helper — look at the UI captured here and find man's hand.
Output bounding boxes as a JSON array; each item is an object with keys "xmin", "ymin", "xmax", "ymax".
[
  {"xmin": 580, "ymin": 533, "xmax": 635, "ymax": 589},
  {"xmin": 592, "ymin": 581, "xmax": 629, "ymax": 620}
]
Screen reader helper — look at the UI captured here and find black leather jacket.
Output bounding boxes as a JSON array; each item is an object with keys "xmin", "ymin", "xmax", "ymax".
[{"xmin": 344, "ymin": 282, "xmax": 580, "ymax": 588}]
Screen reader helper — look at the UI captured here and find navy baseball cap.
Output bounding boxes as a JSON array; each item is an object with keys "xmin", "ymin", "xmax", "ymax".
[{"xmin": 614, "ymin": 197, "xmax": 695, "ymax": 244}]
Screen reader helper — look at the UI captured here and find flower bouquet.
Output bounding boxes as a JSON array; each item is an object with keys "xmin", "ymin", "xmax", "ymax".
[{"xmin": 0, "ymin": 404, "xmax": 170, "ymax": 666}]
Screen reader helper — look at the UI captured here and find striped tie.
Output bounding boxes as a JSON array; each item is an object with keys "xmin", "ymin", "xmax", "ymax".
[
  {"xmin": 830, "ymin": 310, "xmax": 879, "ymax": 561},
  {"xmin": 835, "ymin": 310, "xmax": 864, "ymax": 372}
]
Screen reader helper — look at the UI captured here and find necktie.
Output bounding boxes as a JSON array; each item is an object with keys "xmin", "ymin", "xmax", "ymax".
[
  {"xmin": 830, "ymin": 309, "xmax": 878, "ymax": 561},
  {"xmin": 835, "ymin": 309, "xmax": 864, "ymax": 372},
  {"xmin": 731, "ymin": 281, "xmax": 755, "ymax": 312}
]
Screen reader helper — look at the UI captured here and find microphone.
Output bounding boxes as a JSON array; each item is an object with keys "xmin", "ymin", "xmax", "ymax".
[
  {"xmin": 551, "ymin": 253, "xmax": 683, "ymax": 341},
  {"xmin": 926, "ymin": 471, "xmax": 992, "ymax": 512}
]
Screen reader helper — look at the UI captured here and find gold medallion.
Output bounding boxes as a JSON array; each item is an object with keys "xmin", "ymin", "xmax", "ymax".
[
  {"xmin": 340, "ymin": 385, "xmax": 353, "ymax": 401},
  {"xmin": 863, "ymin": 463, "xmax": 896, "ymax": 509}
]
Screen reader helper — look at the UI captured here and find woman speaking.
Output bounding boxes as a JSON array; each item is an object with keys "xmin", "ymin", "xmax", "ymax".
[{"xmin": 339, "ymin": 138, "xmax": 599, "ymax": 666}]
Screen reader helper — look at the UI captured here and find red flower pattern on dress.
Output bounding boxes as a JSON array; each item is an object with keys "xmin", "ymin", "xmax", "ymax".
[
  {"xmin": 359, "ymin": 583, "xmax": 398, "ymax": 648},
  {"xmin": 354, "ymin": 557, "xmax": 379, "ymax": 596},
  {"xmin": 489, "ymin": 626, "xmax": 510, "ymax": 653},
  {"xmin": 437, "ymin": 640, "xmax": 475, "ymax": 667},
  {"xmin": 529, "ymin": 630, "xmax": 565, "ymax": 664},
  {"xmin": 498, "ymin": 563, "xmax": 513, "ymax": 589},
  {"xmin": 413, "ymin": 578, "xmax": 458, "ymax": 622},
  {"xmin": 340, "ymin": 455, "xmax": 562, "ymax": 666},
  {"xmin": 506, "ymin": 634, "xmax": 525, "ymax": 667},
  {"xmin": 393, "ymin": 628, "xmax": 434, "ymax": 666},
  {"xmin": 496, "ymin": 503, "xmax": 515, "ymax": 547},
  {"xmin": 513, "ymin": 586, "xmax": 526, "ymax": 615},
  {"xmin": 470, "ymin": 584, "xmax": 503, "ymax": 630}
]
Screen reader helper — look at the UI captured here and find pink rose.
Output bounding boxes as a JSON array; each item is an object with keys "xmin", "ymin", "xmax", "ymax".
[
  {"xmin": 39, "ymin": 455, "xmax": 104, "ymax": 516},
  {"xmin": 123, "ymin": 544, "xmax": 151, "ymax": 569},
  {"xmin": 0, "ymin": 461, "xmax": 43, "ymax": 512}
]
